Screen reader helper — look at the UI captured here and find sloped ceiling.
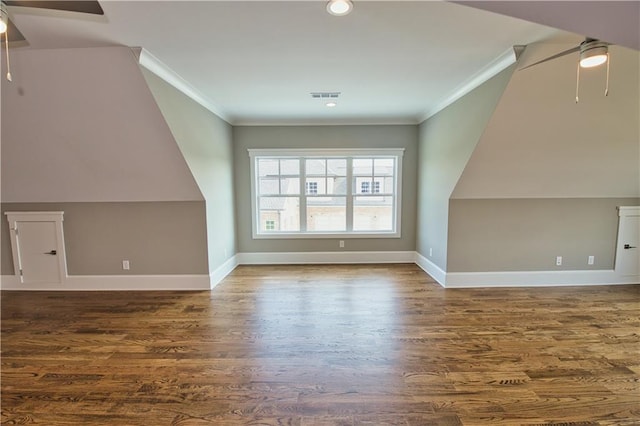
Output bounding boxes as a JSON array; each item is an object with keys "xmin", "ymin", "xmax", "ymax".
[
  {"xmin": 452, "ymin": 42, "xmax": 640, "ymax": 199},
  {"xmin": 0, "ymin": 46, "xmax": 203, "ymax": 202},
  {"xmin": 454, "ymin": 1, "xmax": 640, "ymax": 50}
]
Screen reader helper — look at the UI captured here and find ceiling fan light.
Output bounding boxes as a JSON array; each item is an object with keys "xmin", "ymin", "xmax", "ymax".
[
  {"xmin": 327, "ymin": 0, "xmax": 353, "ymax": 16},
  {"xmin": 579, "ymin": 44, "xmax": 608, "ymax": 68},
  {"xmin": 0, "ymin": 6, "xmax": 7, "ymax": 34}
]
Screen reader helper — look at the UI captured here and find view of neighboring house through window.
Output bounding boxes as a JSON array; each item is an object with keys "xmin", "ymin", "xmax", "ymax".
[
  {"xmin": 249, "ymin": 149, "xmax": 403, "ymax": 238},
  {"xmin": 305, "ymin": 181, "xmax": 318, "ymax": 195}
]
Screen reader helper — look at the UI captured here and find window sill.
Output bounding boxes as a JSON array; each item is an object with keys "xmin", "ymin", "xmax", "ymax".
[{"xmin": 252, "ymin": 231, "xmax": 401, "ymax": 239}]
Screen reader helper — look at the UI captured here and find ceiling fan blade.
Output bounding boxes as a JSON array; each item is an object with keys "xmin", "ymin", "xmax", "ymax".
[
  {"xmin": 3, "ymin": 1, "xmax": 103, "ymax": 15},
  {"xmin": 520, "ymin": 45, "xmax": 581, "ymax": 71},
  {"xmin": 1, "ymin": 17, "xmax": 26, "ymax": 43}
]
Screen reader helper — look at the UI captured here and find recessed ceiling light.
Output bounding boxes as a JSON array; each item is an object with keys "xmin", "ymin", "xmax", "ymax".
[
  {"xmin": 326, "ymin": 101, "xmax": 337, "ymax": 108},
  {"xmin": 327, "ymin": 0, "xmax": 353, "ymax": 17}
]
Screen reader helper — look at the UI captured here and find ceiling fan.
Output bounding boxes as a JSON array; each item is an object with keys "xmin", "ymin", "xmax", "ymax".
[
  {"xmin": 520, "ymin": 37, "xmax": 612, "ymax": 103},
  {"xmin": 1, "ymin": 1, "xmax": 103, "ymax": 42},
  {"xmin": 0, "ymin": 1, "xmax": 104, "ymax": 80}
]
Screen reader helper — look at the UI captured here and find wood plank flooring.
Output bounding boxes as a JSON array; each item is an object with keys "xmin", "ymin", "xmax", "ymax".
[{"xmin": 1, "ymin": 264, "xmax": 639, "ymax": 425}]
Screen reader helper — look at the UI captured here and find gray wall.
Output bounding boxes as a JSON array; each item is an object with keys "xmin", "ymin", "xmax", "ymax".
[
  {"xmin": 416, "ymin": 66, "xmax": 514, "ymax": 269},
  {"xmin": 1, "ymin": 202, "xmax": 208, "ymax": 275},
  {"xmin": 448, "ymin": 198, "xmax": 639, "ymax": 272},
  {"xmin": 142, "ymin": 69, "xmax": 237, "ymax": 273},
  {"xmin": 233, "ymin": 125, "xmax": 418, "ymax": 253},
  {"xmin": 447, "ymin": 43, "xmax": 639, "ymax": 273},
  {"xmin": 1, "ymin": 47, "xmax": 202, "ymax": 203},
  {"xmin": 0, "ymin": 47, "xmax": 210, "ymax": 279}
]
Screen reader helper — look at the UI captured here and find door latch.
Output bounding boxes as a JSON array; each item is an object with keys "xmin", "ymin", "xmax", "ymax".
[
  {"xmin": 624, "ymin": 244, "xmax": 637, "ymax": 249},
  {"xmin": 44, "ymin": 250, "xmax": 57, "ymax": 255}
]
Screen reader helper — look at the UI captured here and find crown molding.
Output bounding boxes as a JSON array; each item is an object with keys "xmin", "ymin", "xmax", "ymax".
[
  {"xmin": 132, "ymin": 47, "xmax": 231, "ymax": 124},
  {"xmin": 419, "ymin": 46, "xmax": 522, "ymax": 123}
]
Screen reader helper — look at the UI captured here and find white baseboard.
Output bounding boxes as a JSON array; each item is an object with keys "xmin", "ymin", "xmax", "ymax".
[
  {"xmin": 237, "ymin": 250, "xmax": 416, "ymax": 265},
  {"xmin": 0, "ymin": 274, "xmax": 210, "ymax": 291},
  {"xmin": 3, "ymin": 252, "xmax": 637, "ymax": 291},
  {"xmin": 414, "ymin": 252, "xmax": 446, "ymax": 287},
  {"xmin": 445, "ymin": 269, "xmax": 639, "ymax": 288},
  {"xmin": 210, "ymin": 255, "xmax": 239, "ymax": 289}
]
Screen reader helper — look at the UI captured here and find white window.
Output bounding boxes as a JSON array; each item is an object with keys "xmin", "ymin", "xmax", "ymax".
[
  {"xmin": 249, "ymin": 148, "xmax": 403, "ymax": 238},
  {"xmin": 305, "ymin": 181, "xmax": 318, "ymax": 195}
]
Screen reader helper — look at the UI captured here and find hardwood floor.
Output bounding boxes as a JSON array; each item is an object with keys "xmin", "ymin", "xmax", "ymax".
[{"xmin": 1, "ymin": 264, "xmax": 639, "ymax": 425}]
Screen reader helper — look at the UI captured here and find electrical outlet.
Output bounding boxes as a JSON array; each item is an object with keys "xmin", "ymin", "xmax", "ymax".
[
  {"xmin": 588, "ymin": 255, "xmax": 595, "ymax": 265},
  {"xmin": 339, "ymin": 240, "xmax": 345, "ymax": 248},
  {"xmin": 122, "ymin": 260, "xmax": 130, "ymax": 270},
  {"xmin": 556, "ymin": 256, "xmax": 562, "ymax": 266}
]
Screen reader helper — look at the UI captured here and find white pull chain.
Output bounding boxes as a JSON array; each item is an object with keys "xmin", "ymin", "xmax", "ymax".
[
  {"xmin": 604, "ymin": 52, "xmax": 610, "ymax": 96},
  {"xmin": 575, "ymin": 61, "xmax": 580, "ymax": 103}
]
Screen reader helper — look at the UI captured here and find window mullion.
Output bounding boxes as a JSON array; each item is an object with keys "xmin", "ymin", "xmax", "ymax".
[
  {"xmin": 299, "ymin": 158, "xmax": 307, "ymax": 232},
  {"xmin": 277, "ymin": 159, "xmax": 282, "ymax": 195},
  {"xmin": 346, "ymin": 157, "xmax": 353, "ymax": 232}
]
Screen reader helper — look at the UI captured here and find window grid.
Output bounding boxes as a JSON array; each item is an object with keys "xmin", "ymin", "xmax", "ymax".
[
  {"xmin": 250, "ymin": 149, "xmax": 402, "ymax": 238},
  {"xmin": 305, "ymin": 181, "xmax": 318, "ymax": 195}
]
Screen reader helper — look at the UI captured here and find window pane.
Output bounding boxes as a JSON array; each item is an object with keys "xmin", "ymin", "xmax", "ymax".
[
  {"xmin": 280, "ymin": 177, "xmax": 300, "ymax": 194},
  {"xmin": 306, "ymin": 159, "xmax": 326, "ymax": 175},
  {"xmin": 374, "ymin": 158, "xmax": 394, "ymax": 173},
  {"xmin": 280, "ymin": 159, "xmax": 299, "ymax": 175},
  {"xmin": 258, "ymin": 159, "xmax": 279, "ymax": 177},
  {"xmin": 259, "ymin": 197, "xmax": 300, "ymax": 231},
  {"xmin": 355, "ymin": 177, "xmax": 371, "ymax": 194},
  {"xmin": 305, "ymin": 181, "xmax": 318, "ymax": 195},
  {"xmin": 353, "ymin": 158, "xmax": 372, "ymax": 176},
  {"xmin": 327, "ymin": 159, "xmax": 347, "ymax": 176},
  {"xmin": 307, "ymin": 197, "xmax": 346, "ymax": 232},
  {"xmin": 353, "ymin": 197, "xmax": 393, "ymax": 231},
  {"xmin": 259, "ymin": 178, "xmax": 279, "ymax": 195},
  {"xmin": 383, "ymin": 176, "xmax": 394, "ymax": 193},
  {"xmin": 306, "ymin": 178, "xmax": 327, "ymax": 195},
  {"xmin": 331, "ymin": 177, "xmax": 347, "ymax": 195}
]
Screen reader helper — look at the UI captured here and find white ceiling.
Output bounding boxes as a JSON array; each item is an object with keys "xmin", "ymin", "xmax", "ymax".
[{"xmin": 4, "ymin": 1, "xmax": 575, "ymax": 125}]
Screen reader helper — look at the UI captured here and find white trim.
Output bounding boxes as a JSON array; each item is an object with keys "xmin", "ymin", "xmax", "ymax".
[
  {"xmin": 248, "ymin": 148, "xmax": 405, "ymax": 158},
  {"xmin": 234, "ymin": 118, "xmax": 418, "ymax": 126},
  {"xmin": 0, "ymin": 275, "xmax": 210, "ymax": 291},
  {"xmin": 414, "ymin": 252, "xmax": 446, "ymax": 287},
  {"xmin": 250, "ymin": 232, "xmax": 401, "ymax": 240},
  {"xmin": 5, "ymin": 211, "xmax": 68, "ymax": 285},
  {"xmin": 249, "ymin": 149, "xmax": 404, "ymax": 239},
  {"xmin": 445, "ymin": 269, "xmax": 638, "ymax": 288},
  {"xmin": 618, "ymin": 206, "xmax": 640, "ymax": 217},
  {"xmin": 133, "ymin": 47, "xmax": 231, "ymax": 124},
  {"xmin": 210, "ymin": 255, "xmax": 239, "ymax": 289},
  {"xmin": 419, "ymin": 47, "xmax": 518, "ymax": 122},
  {"xmin": 3, "ymin": 251, "xmax": 637, "ymax": 292},
  {"xmin": 237, "ymin": 251, "xmax": 416, "ymax": 265}
]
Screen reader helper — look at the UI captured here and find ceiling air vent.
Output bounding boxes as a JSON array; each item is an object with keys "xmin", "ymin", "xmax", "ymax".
[{"xmin": 310, "ymin": 92, "xmax": 341, "ymax": 99}]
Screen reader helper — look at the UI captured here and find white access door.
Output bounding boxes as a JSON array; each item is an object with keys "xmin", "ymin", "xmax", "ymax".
[
  {"xmin": 615, "ymin": 207, "xmax": 639, "ymax": 277},
  {"xmin": 5, "ymin": 212, "xmax": 67, "ymax": 284}
]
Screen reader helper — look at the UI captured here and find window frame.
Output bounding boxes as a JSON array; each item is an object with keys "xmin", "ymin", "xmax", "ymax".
[{"xmin": 249, "ymin": 148, "xmax": 403, "ymax": 239}]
